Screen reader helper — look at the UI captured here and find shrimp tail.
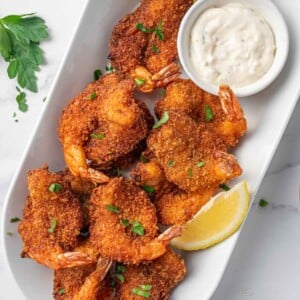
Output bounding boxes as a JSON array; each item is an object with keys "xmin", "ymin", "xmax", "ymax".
[
  {"xmin": 56, "ymin": 251, "xmax": 94, "ymax": 269},
  {"xmin": 158, "ymin": 225, "xmax": 183, "ymax": 243}
]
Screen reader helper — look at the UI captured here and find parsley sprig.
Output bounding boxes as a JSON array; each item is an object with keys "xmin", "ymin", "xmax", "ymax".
[{"xmin": 0, "ymin": 13, "xmax": 48, "ymax": 110}]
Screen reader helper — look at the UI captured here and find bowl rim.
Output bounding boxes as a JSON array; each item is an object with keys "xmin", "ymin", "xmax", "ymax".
[{"xmin": 177, "ymin": 0, "xmax": 289, "ymax": 97}]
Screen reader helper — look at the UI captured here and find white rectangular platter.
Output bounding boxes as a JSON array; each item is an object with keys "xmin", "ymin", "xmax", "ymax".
[{"xmin": 2, "ymin": 0, "xmax": 300, "ymax": 299}]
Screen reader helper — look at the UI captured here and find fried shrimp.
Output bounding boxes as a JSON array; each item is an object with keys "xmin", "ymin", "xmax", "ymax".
[
  {"xmin": 131, "ymin": 158, "xmax": 215, "ymax": 225},
  {"xmin": 18, "ymin": 166, "xmax": 94, "ymax": 270},
  {"xmin": 53, "ymin": 257, "xmax": 113, "ymax": 300},
  {"xmin": 58, "ymin": 73, "xmax": 153, "ymax": 183},
  {"xmin": 155, "ymin": 80, "xmax": 247, "ymax": 148},
  {"xmin": 110, "ymin": 0, "xmax": 193, "ymax": 92},
  {"xmin": 148, "ymin": 111, "xmax": 242, "ymax": 192},
  {"xmin": 116, "ymin": 247, "xmax": 186, "ymax": 299},
  {"xmin": 89, "ymin": 177, "xmax": 182, "ymax": 264}
]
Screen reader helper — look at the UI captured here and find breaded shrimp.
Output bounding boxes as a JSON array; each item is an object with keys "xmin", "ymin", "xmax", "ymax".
[
  {"xmin": 155, "ymin": 80, "xmax": 247, "ymax": 148},
  {"xmin": 116, "ymin": 247, "xmax": 186, "ymax": 299},
  {"xmin": 53, "ymin": 257, "xmax": 112, "ymax": 300},
  {"xmin": 58, "ymin": 73, "xmax": 153, "ymax": 183},
  {"xmin": 110, "ymin": 0, "xmax": 193, "ymax": 92},
  {"xmin": 148, "ymin": 111, "xmax": 242, "ymax": 192},
  {"xmin": 89, "ymin": 177, "xmax": 182, "ymax": 264},
  {"xmin": 18, "ymin": 166, "xmax": 93, "ymax": 269},
  {"xmin": 131, "ymin": 158, "xmax": 215, "ymax": 225}
]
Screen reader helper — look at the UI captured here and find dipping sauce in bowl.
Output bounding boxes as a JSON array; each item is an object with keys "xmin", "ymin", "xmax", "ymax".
[
  {"xmin": 190, "ymin": 3, "xmax": 276, "ymax": 88},
  {"xmin": 178, "ymin": 0, "xmax": 289, "ymax": 97}
]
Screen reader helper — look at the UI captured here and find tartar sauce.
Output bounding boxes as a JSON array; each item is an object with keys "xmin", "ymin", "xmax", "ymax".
[{"xmin": 190, "ymin": 3, "xmax": 276, "ymax": 88}]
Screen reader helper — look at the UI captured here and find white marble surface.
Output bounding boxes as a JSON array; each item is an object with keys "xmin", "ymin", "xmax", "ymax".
[{"xmin": 0, "ymin": 1, "xmax": 299, "ymax": 299}]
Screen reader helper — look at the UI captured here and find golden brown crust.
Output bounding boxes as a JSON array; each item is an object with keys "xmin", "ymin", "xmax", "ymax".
[
  {"xmin": 18, "ymin": 165, "xmax": 84, "ymax": 268},
  {"xmin": 116, "ymin": 248, "xmax": 186, "ymax": 299},
  {"xmin": 110, "ymin": 0, "xmax": 193, "ymax": 74},
  {"xmin": 89, "ymin": 178, "xmax": 159, "ymax": 264},
  {"xmin": 58, "ymin": 73, "xmax": 153, "ymax": 170}
]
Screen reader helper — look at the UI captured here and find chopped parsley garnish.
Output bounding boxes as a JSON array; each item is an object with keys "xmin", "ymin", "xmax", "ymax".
[
  {"xmin": 7, "ymin": 231, "xmax": 13, "ymax": 236},
  {"xmin": 42, "ymin": 96, "xmax": 47, "ymax": 102},
  {"xmin": 107, "ymin": 204, "xmax": 120, "ymax": 213},
  {"xmin": 49, "ymin": 183, "xmax": 62, "ymax": 193},
  {"xmin": 135, "ymin": 78, "xmax": 145, "ymax": 85},
  {"xmin": 116, "ymin": 263, "xmax": 126, "ymax": 273},
  {"xmin": 90, "ymin": 133, "xmax": 105, "ymax": 139},
  {"xmin": 136, "ymin": 23, "xmax": 152, "ymax": 33},
  {"xmin": 259, "ymin": 199, "xmax": 269, "ymax": 207},
  {"xmin": 106, "ymin": 64, "xmax": 116, "ymax": 73},
  {"xmin": 141, "ymin": 185, "xmax": 155, "ymax": 194},
  {"xmin": 16, "ymin": 86, "xmax": 28, "ymax": 112},
  {"xmin": 121, "ymin": 219, "xmax": 130, "ymax": 227},
  {"xmin": 132, "ymin": 284, "xmax": 152, "ymax": 298},
  {"xmin": 131, "ymin": 221, "xmax": 144, "ymax": 236},
  {"xmin": 153, "ymin": 111, "xmax": 169, "ymax": 129},
  {"xmin": 0, "ymin": 13, "xmax": 48, "ymax": 98},
  {"xmin": 151, "ymin": 43, "xmax": 160, "ymax": 53},
  {"xmin": 140, "ymin": 154, "xmax": 149, "ymax": 163},
  {"xmin": 90, "ymin": 91, "xmax": 97, "ymax": 100},
  {"xmin": 10, "ymin": 217, "xmax": 21, "ymax": 223},
  {"xmin": 196, "ymin": 161, "xmax": 205, "ymax": 168},
  {"xmin": 153, "ymin": 20, "xmax": 164, "ymax": 40},
  {"xmin": 13, "ymin": 112, "xmax": 16, "ymax": 118},
  {"xmin": 205, "ymin": 105, "xmax": 213, "ymax": 122},
  {"xmin": 48, "ymin": 218, "xmax": 57, "ymax": 233},
  {"xmin": 187, "ymin": 168, "xmax": 193, "ymax": 178},
  {"xmin": 94, "ymin": 69, "xmax": 102, "ymax": 80},
  {"xmin": 168, "ymin": 160, "xmax": 174, "ymax": 167},
  {"xmin": 58, "ymin": 288, "xmax": 65, "ymax": 295},
  {"xmin": 219, "ymin": 183, "xmax": 230, "ymax": 191},
  {"xmin": 114, "ymin": 273, "xmax": 125, "ymax": 283}
]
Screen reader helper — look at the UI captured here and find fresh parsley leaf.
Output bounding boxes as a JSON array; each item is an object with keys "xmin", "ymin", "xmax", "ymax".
[
  {"xmin": 10, "ymin": 217, "xmax": 21, "ymax": 223},
  {"xmin": 49, "ymin": 183, "xmax": 62, "ymax": 193},
  {"xmin": 196, "ymin": 161, "xmax": 205, "ymax": 168},
  {"xmin": 0, "ymin": 14, "xmax": 48, "ymax": 93},
  {"xmin": 151, "ymin": 43, "xmax": 159, "ymax": 53},
  {"xmin": 90, "ymin": 91, "xmax": 97, "ymax": 100},
  {"xmin": 7, "ymin": 231, "xmax": 13, "ymax": 236},
  {"xmin": 42, "ymin": 96, "xmax": 47, "ymax": 102},
  {"xmin": 114, "ymin": 273, "xmax": 125, "ymax": 283},
  {"xmin": 168, "ymin": 160, "xmax": 174, "ymax": 167},
  {"xmin": 107, "ymin": 204, "xmax": 120, "ymax": 213},
  {"xmin": 48, "ymin": 218, "xmax": 57, "ymax": 233},
  {"xmin": 187, "ymin": 168, "xmax": 193, "ymax": 178},
  {"xmin": 153, "ymin": 111, "xmax": 169, "ymax": 129},
  {"xmin": 90, "ymin": 133, "xmax": 105, "ymax": 139},
  {"xmin": 94, "ymin": 69, "xmax": 102, "ymax": 80},
  {"xmin": 136, "ymin": 23, "xmax": 152, "ymax": 33},
  {"xmin": 219, "ymin": 183, "xmax": 230, "ymax": 191},
  {"xmin": 116, "ymin": 263, "xmax": 126, "ymax": 273},
  {"xmin": 16, "ymin": 88, "xmax": 28, "ymax": 112},
  {"xmin": 58, "ymin": 289, "xmax": 65, "ymax": 295},
  {"xmin": 106, "ymin": 64, "xmax": 116, "ymax": 73},
  {"xmin": 121, "ymin": 219, "xmax": 130, "ymax": 227},
  {"xmin": 135, "ymin": 78, "xmax": 145, "ymax": 85},
  {"xmin": 131, "ymin": 221, "xmax": 144, "ymax": 236},
  {"xmin": 139, "ymin": 285, "xmax": 152, "ymax": 291},
  {"xmin": 141, "ymin": 185, "xmax": 154, "ymax": 194},
  {"xmin": 13, "ymin": 112, "xmax": 16, "ymax": 118},
  {"xmin": 154, "ymin": 20, "xmax": 164, "ymax": 40},
  {"xmin": 259, "ymin": 199, "xmax": 269, "ymax": 207},
  {"xmin": 132, "ymin": 285, "xmax": 152, "ymax": 298},
  {"xmin": 205, "ymin": 105, "xmax": 213, "ymax": 122}
]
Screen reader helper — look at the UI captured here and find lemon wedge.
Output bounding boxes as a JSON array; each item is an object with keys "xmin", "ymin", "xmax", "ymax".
[{"xmin": 171, "ymin": 181, "xmax": 250, "ymax": 250}]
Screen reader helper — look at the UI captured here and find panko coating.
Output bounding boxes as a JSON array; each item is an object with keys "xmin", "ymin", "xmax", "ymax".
[
  {"xmin": 89, "ymin": 177, "xmax": 181, "ymax": 264},
  {"xmin": 58, "ymin": 73, "xmax": 153, "ymax": 183},
  {"xmin": 116, "ymin": 247, "xmax": 186, "ymax": 299},
  {"xmin": 148, "ymin": 111, "xmax": 242, "ymax": 192},
  {"xmin": 54, "ymin": 258, "xmax": 112, "ymax": 300},
  {"xmin": 155, "ymin": 80, "xmax": 247, "ymax": 149},
  {"xmin": 110, "ymin": 0, "xmax": 193, "ymax": 92},
  {"xmin": 18, "ymin": 165, "xmax": 92, "ymax": 269}
]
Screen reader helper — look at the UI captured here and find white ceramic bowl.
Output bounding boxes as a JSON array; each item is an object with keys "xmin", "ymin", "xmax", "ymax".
[{"xmin": 178, "ymin": 0, "xmax": 289, "ymax": 97}]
